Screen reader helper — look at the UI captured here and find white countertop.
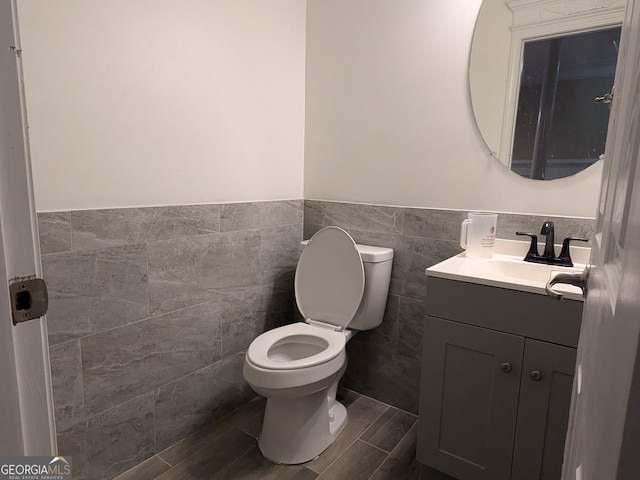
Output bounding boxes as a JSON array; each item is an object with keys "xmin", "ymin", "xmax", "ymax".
[{"xmin": 425, "ymin": 239, "xmax": 589, "ymax": 302}]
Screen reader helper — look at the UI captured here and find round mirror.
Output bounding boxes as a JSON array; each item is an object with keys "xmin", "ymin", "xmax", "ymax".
[{"xmin": 470, "ymin": 0, "xmax": 625, "ymax": 180}]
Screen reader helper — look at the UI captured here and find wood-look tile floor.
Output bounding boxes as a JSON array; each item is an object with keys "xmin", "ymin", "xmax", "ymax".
[{"xmin": 114, "ymin": 389, "xmax": 422, "ymax": 480}]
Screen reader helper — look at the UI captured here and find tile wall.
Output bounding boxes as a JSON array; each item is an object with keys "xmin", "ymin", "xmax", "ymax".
[
  {"xmin": 303, "ymin": 200, "xmax": 595, "ymax": 414},
  {"xmin": 40, "ymin": 200, "xmax": 303, "ymax": 480},
  {"xmin": 40, "ymin": 198, "xmax": 594, "ymax": 479}
]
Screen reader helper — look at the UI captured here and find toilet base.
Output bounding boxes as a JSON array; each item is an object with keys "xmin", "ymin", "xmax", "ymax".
[{"xmin": 258, "ymin": 384, "xmax": 347, "ymax": 464}]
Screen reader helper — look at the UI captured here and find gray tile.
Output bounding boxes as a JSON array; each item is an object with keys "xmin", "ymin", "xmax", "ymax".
[
  {"xmin": 220, "ymin": 202, "xmax": 262, "ymax": 232},
  {"xmin": 82, "ymin": 301, "xmax": 221, "ymax": 416},
  {"xmin": 306, "ymin": 396, "xmax": 388, "ymax": 473},
  {"xmin": 157, "ymin": 396, "xmax": 265, "ymax": 466},
  {"xmin": 148, "ymin": 230, "xmax": 260, "ymax": 316},
  {"xmin": 350, "ymin": 294, "xmax": 399, "ymax": 356},
  {"xmin": 344, "ymin": 228, "xmax": 401, "ymax": 247},
  {"xmin": 43, "ymin": 244, "xmax": 149, "ymax": 345},
  {"xmin": 398, "ymin": 296, "xmax": 425, "ymax": 359},
  {"xmin": 316, "ymin": 440, "xmax": 387, "ymax": 480},
  {"xmin": 304, "ymin": 201, "xmax": 403, "ymax": 235},
  {"xmin": 220, "ymin": 200, "xmax": 302, "ymax": 232},
  {"xmin": 497, "ymin": 213, "xmax": 595, "ymax": 244},
  {"xmin": 194, "ymin": 204, "xmax": 221, "ymax": 235},
  {"xmin": 259, "ymin": 224, "xmax": 303, "ymax": 285},
  {"xmin": 38, "ymin": 212, "xmax": 72, "ymax": 254},
  {"xmin": 360, "ymin": 408, "xmax": 417, "ymax": 453},
  {"xmin": 260, "ymin": 200, "xmax": 303, "ymax": 228},
  {"xmin": 49, "ymin": 339, "xmax": 84, "ymax": 432},
  {"xmin": 403, "ymin": 208, "xmax": 466, "ymax": 242},
  {"xmin": 370, "ymin": 423, "xmax": 421, "ymax": 480},
  {"xmin": 70, "ymin": 208, "xmax": 140, "ymax": 249},
  {"xmin": 43, "ymin": 250, "xmax": 97, "ymax": 345},
  {"xmin": 113, "ymin": 456, "xmax": 171, "ymax": 480},
  {"xmin": 154, "ymin": 353, "xmax": 255, "ymax": 451},
  {"xmin": 303, "ymin": 200, "xmax": 327, "ymax": 226},
  {"xmin": 265, "ymin": 272, "xmax": 297, "ymax": 313},
  {"xmin": 391, "ymin": 236, "xmax": 461, "ymax": 299},
  {"xmin": 343, "ymin": 295, "xmax": 421, "ymax": 413},
  {"xmin": 57, "ymin": 421, "xmax": 87, "ymax": 480},
  {"xmin": 85, "ymin": 393, "xmax": 155, "ymax": 480},
  {"xmin": 155, "ymin": 428, "xmax": 256, "ymax": 480},
  {"xmin": 91, "ymin": 244, "xmax": 150, "ymax": 331},
  {"xmin": 71, "ymin": 206, "xmax": 213, "ymax": 250},
  {"xmin": 221, "ymin": 287, "xmax": 271, "ymax": 358},
  {"xmin": 303, "ymin": 223, "xmax": 323, "ymax": 240},
  {"xmin": 344, "ymin": 343, "xmax": 422, "ymax": 414}
]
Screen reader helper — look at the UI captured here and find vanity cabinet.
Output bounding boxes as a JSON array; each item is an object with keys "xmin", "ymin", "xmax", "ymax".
[{"xmin": 417, "ymin": 277, "xmax": 583, "ymax": 480}]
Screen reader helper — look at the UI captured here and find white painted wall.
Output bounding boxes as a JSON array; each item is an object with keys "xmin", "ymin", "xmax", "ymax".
[
  {"xmin": 304, "ymin": 0, "xmax": 602, "ymax": 218},
  {"xmin": 18, "ymin": 0, "xmax": 602, "ymax": 217},
  {"xmin": 17, "ymin": 0, "xmax": 306, "ymax": 212}
]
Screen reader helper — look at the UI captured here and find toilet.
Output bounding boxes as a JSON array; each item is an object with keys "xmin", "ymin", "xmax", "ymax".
[{"xmin": 243, "ymin": 226, "xmax": 394, "ymax": 464}]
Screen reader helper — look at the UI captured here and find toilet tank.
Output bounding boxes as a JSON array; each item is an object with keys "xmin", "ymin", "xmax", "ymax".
[{"xmin": 349, "ymin": 244, "xmax": 394, "ymax": 331}]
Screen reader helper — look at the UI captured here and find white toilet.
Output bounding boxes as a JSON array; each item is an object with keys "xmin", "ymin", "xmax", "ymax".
[{"xmin": 243, "ymin": 226, "xmax": 394, "ymax": 464}]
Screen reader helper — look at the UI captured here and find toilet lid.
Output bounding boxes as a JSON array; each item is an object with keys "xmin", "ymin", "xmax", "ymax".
[{"xmin": 295, "ymin": 227, "xmax": 365, "ymax": 330}]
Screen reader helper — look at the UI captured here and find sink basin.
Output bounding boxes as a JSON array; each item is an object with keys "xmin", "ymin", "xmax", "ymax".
[{"xmin": 426, "ymin": 239, "xmax": 589, "ymax": 301}]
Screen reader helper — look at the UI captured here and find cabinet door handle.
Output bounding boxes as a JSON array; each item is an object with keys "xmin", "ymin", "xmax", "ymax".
[
  {"xmin": 530, "ymin": 370, "xmax": 542, "ymax": 381},
  {"xmin": 500, "ymin": 362, "xmax": 512, "ymax": 373}
]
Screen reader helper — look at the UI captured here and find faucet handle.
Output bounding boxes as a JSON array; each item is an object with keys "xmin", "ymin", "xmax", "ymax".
[
  {"xmin": 557, "ymin": 236, "xmax": 589, "ymax": 267},
  {"xmin": 516, "ymin": 232, "xmax": 539, "ymax": 261}
]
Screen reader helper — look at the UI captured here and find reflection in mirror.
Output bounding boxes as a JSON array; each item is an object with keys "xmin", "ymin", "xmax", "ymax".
[
  {"xmin": 512, "ymin": 27, "xmax": 621, "ymax": 180},
  {"xmin": 470, "ymin": 0, "xmax": 626, "ymax": 181}
]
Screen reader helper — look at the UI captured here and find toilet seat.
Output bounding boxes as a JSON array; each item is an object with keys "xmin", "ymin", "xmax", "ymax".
[
  {"xmin": 295, "ymin": 227, "xmax": 365, "ymax": 330},
  {"xmin": 244, "ymin": 227, "xmax": 364, "ymax": 393},
  {"xmin": 246, "ymin": 322, "xmax": 346, "ymax": 371}
]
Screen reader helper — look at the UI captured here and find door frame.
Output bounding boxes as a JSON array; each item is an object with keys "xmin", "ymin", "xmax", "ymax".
[{"xmin": 0, "ymin": 0, "xmax": 56, "ymax": 456}]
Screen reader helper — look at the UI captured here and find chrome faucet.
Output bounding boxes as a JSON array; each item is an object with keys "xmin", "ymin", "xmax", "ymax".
[{"xmin": 516, "ymin": 221, "xmax": 589, "ymax": 267}]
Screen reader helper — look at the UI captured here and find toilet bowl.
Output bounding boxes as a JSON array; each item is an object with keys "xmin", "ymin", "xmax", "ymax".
[{"xmin": 243, "ymin": 226, "xmax": 394, "ymax": 464}]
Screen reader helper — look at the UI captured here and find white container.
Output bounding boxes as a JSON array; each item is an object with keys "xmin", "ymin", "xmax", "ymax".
[{"xmin": 460, "ymin": 212, "xmax": 497, "ymax": 258}]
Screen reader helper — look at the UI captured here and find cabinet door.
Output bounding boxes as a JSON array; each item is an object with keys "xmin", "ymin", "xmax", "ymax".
[
  {"xmin": 418, "ymin": 317, "xmax": 524, "ymax": 480},
  {"xmin": 511, "ymin": 339, "xmax": 576, "ymax": 480}
]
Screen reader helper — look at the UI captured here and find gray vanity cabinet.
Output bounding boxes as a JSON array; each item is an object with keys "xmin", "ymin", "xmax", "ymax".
[
  {"xmin": 419, "ymin": 317, "xmax": 524, "ymax": 480},
  {"xmin": 417, "ymin": 277, "xmax": 583, "ymax": 480},
  {"xmin": 511, "ymin": 339, "xmax": 576, "ymax": 480}
]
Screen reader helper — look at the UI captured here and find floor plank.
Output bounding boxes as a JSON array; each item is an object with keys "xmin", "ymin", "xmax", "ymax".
[
  {"xmin": 157, "ymin": 396, "xmax": 263, "ymax": 466},
  {"xmin": 113, "ymin": 456, "xmax": 171, "ymax": 480},
  {"xmin": 211, "ymin": 444, "xmax": 318, "ymax": 480},
  {"xmin": 112, "ymin": 391, "xmax": 423, "ymax": 480},
  {"xmin": 370, "ymin": 423, "xmax": 422, "ymax": 480},
  {"xmin": 360, "ymin": 408, "xmax": 417, "ymax": 453},
  {"xmin": 305, "ymin": 396, "xmax": 389, "ymax": 473},
  {"xmin": 316, "ymin": 440, "xmax": 387, "ymax": 480},
  {"xmin": 155, "ymin": 429, "xmax": 255, "ymax": 480},
  {"xmin": 225, "ymin": 397, "xmax": 266, "ymax": 439}
]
